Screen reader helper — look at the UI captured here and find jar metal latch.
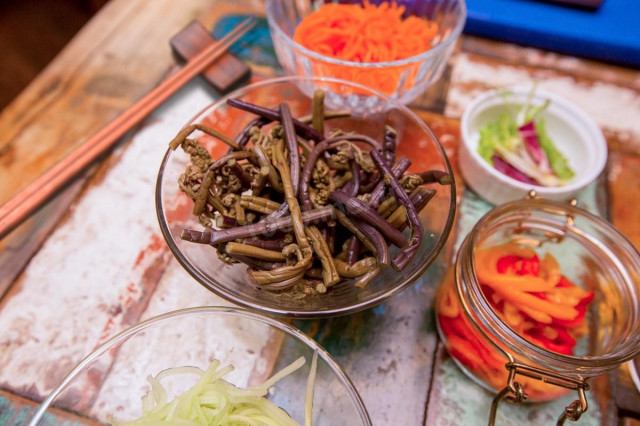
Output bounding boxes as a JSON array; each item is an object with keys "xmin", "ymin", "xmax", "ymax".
[
  {"xmin": 521, "ymin": 190, "xmax": 578, "ymax": 245},
  {"xmin": 488, "ymin": 361, "xmax": 589, "ymax": 426}
]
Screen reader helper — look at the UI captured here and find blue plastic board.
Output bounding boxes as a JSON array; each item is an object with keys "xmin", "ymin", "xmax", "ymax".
[{"xmin": 464, "ymin": 0, "xmax": 640, "ymax": 68}]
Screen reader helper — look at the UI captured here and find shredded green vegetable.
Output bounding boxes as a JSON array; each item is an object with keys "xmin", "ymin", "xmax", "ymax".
[
  {"xmin": 304, "ymin": 352, "xmax": 318, "ymax": 426},
  {"xmin": 113, "ymin": 356, "xmax": 312, "ymax": 426}
]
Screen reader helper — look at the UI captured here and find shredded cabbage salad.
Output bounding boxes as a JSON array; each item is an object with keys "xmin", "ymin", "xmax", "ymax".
[
  {"xmin": 477, "ymin": 88, "xmax": 574, "ymax": 187},
  {"xmin": 112, "ymin": 354, "xmax": 317, "ymax": 426}
]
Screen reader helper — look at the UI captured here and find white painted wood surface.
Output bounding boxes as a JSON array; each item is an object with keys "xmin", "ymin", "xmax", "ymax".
[{"xmin": 0, "ymin": 81, "xmax": 226, "ymax": 400}]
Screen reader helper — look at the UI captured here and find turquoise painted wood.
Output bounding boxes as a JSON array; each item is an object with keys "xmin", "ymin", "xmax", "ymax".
[{"xmin": 0, "ymin": 394, "xmax": 87, "ymax": 426}]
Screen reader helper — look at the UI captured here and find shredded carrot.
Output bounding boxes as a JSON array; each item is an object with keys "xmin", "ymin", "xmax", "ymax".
[{"xmin": 293, "ymin": 1, "xmax": 439, "ymax": 95}]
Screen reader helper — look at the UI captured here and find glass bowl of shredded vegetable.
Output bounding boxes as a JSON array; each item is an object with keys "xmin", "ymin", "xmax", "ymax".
[
  {"xmin": 265, "ymin": 0, "xmax": 466, "ymax": 105},
  {"xmin": 28, "ymin": 306, "xmax": 371, "ymax": 426},
  {"xmin": 459, "ymin": 86, "xmax": 608, "ymax": 205},
  {"xmin": 155, "ymin": 75, "xmax": 456, "ymax": 317}
]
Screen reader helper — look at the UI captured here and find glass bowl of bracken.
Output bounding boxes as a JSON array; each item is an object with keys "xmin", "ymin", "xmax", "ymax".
[{"xmin": 155, "ymin": 76, "xmax": 456, "ymax": 318}]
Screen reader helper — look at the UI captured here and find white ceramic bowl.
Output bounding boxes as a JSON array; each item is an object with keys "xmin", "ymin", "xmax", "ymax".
[{"xmin": 459, "ymin": 87, "xmax": 607, "ymax": 205}]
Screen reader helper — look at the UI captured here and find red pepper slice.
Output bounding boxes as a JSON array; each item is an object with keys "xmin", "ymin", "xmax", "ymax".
[
  {"xmin": 578, "ymin": 290, "xmax": 595, "ymax": 306},
  {"xmin": 552, "ymin": 324, "xmax": 577, "ymax": 347},
  {"xmin": 529, "ymin": 291, "xmax": 547, "ymax": 300},
  {"xmin": 556, "ymin": 275, "xmax": 574, "ymax": 288},
  {"xmin": 482, "ymin": 285, "xmax": 503, "ymax": 311},
  {"xmin": 446, "ymin": 334, "xmax": 485, "ymax": 370},
  {"xmin": 519, "ymin": 255, "xmax": 540, "ymax": 276},
  {"xmin": 555, "ymin": 275, "xmax": 595, "ymax": 306},
  {"xmin": 439, "ymin": 314, "xmax": 504, "ymax": 370},
  {"xmin": 497, "ymin": 255, "xmax": 521, "ymax": 274},
  {"xmin": 437, "ymin": 313, "xmax": 458, "ymax": 338},
  {"xmin": 450, "ymin": 314, "xmax": 481, "ymax": 343},
  {"xmin": 496, "ymin": 254, "xmax": 540, "ymax": 276},
  {"xmin": 525, "ymin": 323, "xmax": 576, "ymax": 355},
  {"xmin": 524, "ymin": 332, "xmax": 574, "ymax": 355},
  {"xmin": 553, "ymin": 303, "xmax": 587, "ymax": 328},
  {"xmin": 540, "ymin": 337, "xmax": 574, "ymax": 355}
]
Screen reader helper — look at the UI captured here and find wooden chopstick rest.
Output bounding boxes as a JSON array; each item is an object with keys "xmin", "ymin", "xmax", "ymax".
[{"xmin": 171, "ymin": 20, "xmax": 251, "ymax": 93}]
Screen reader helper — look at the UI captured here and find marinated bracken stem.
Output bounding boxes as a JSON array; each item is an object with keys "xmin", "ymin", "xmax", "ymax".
[
  {"xmin": 252, "ymin": 144, "xmax": 284, "ymax": 193},
  {"xmin": 245, "ymin": 140, "xmax": 313, "ymax": 288},
  {"xmin": 333, "ymin": 209, "xmax": 377, "ymax": 255},
  {"xmin": 305, "ymin": 226, "xmax": 340, "ymax": 286},
  {"xmin": 371, "ymin": 150, "xmax": 424, "ymax": 271},
  {"xmin": 169, "ymin": 123, "xmax": 240, "ymax": 151},
  {"xmin": 418, "ymin": 170, "xmax": 453, "ymax": 185},
  {"xmin": 279, "ymin": 103, "xmax": 301, "ymax": 195},
  {"xmin": 312, "ymin": 90, "xmax": 325, "ymax": 135},
  {"xmin": 356, "ymin": 221, "xmax": 389, "ymax": 268},
  {"xmin": 225, "ymin": 242, "xmax": 286, "ymax": 262},
  {"xmin": 328, "ymin": 191, "xmax": 407, "ymax": 248},
  {"xmin": 193, "ymin": 169, "xmax": 215, "ymax": 216},
  {"xmin": 180, "ymin": 207, "xmax": 335, "ymax": 245},
  {"xmin": 227, "ymin": 98, "xmax": 323, "ymax": 142}
]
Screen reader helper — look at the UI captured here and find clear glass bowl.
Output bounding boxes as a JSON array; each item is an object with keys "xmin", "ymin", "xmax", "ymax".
[
  {"xmin": 435, "ymin": 197, "xmax": 640, "ymax": 404},
  {"xmin": 156, "ymin": 76, "xmax": 456, "ymax": 317},
  {"xmin": 265, "ymin": 0, "xmax": 467, "ymax": 105},
  {"xmin": 28, "ymin": 307, "xmax": 371, "ymax": 425}
]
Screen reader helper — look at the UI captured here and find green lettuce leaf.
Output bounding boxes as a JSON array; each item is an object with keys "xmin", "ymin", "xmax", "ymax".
[
  {"xmin": 535, "ymin": 119, "xmax": 575, "ymax": 181},
  {"xmin": 478, "ymin": 123, "xmax": 496, "ymax": 165},
  {"xmin": 477, "ymin": 113, "xmax": 519, "ymax": 165}
]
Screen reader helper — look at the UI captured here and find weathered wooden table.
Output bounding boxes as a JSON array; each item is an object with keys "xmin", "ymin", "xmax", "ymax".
[{"xmin": 1, "ymin": 0, "xmax": 639, "ymax": 424}]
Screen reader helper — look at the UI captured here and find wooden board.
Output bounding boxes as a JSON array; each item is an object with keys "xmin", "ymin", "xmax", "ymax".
[
  {"xmin": 0, "ymin": 0, "xmax": 224, "ymax": 205},
  {"xmin": 0, "ymin": 0, "xmax": 248, "ymax": 300}
]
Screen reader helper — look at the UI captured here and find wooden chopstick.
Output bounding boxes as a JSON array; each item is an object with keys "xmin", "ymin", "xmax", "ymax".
[{"xmin": 0, "ymin": 16, "xmax": 257, "ymax": 240}]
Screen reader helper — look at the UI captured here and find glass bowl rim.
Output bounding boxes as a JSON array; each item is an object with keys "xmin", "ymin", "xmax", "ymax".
[
  {"xmin": 28, "ymin": 305, "xmax": 372, "ymax": 426},
  {"xmin": 459, "ymin": 197, "xmax": 640, "ymax": 373},
  {"xmin": 265, "ymin": 0, "xmax": 468, "ymax": 69},
  {"xmin": 155, "ymin": 75, "xmax": 457, "ymax": 318}
]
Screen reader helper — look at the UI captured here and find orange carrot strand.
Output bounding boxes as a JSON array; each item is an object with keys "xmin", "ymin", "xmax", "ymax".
[{"xmin": 293, "ymin": 1, "xmax": 439, "ymax": 95}]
